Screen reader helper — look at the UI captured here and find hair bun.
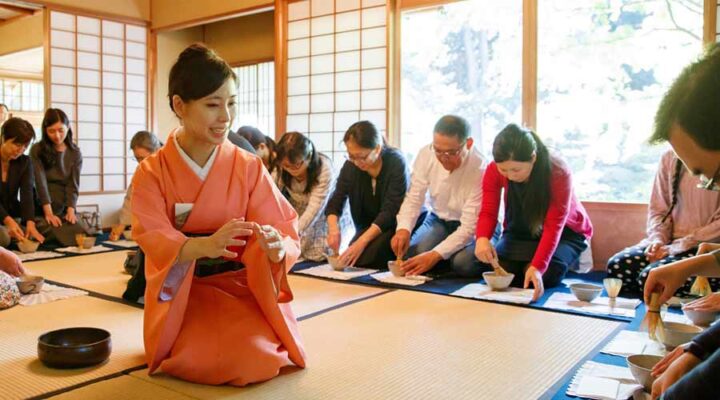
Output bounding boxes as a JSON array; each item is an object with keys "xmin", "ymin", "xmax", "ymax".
[{"xmin": 177, "ymin": 43, "xmax": 213, "ymax": 62}]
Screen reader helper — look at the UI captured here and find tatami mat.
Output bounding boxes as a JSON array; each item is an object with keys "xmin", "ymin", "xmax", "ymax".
[
  {"xmin": 287, "ymin": 275, "xmax": 388, "ymax": 318},
  {"xmin": 0, "ymin": 296, "xmax": 145, "ymax": 400},
  {"xmin": 25, "ymin": 251, "xmax": 131, "ymax": 298},
  {"xmin": 129, "ymin": 290, "xmax": 621, "ymax": 400},
  {"xmin": 47, "ymin": 375, "xmax": 194, "ymax": 400}
]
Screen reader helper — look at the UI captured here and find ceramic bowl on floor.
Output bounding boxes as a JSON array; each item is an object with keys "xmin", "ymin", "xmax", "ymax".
[
  {"xmin": 388, "ymin": 260, "xmax": 405, "ymax": 277},
  {"xmin": 627, "ymin": 354, "xmax": 664, "ymax": 392},
  {"xmin": 569, "ymin": 283, "xmax": 603, "ymax": 302},
  {"xmin": 38, "ymin": 327, "xmax": 111, "ymax": 369},
  {"xmin": 483, "ymin": 271, "xmax": 514, "ymax": 290},
  {"xmin": 327, "ymin": 255, "xmax": 346, "ymax": 271},
  {"xmin": 16, "ymin": 275, "xmax": 44, "ymax": 294},
  {"xmin": 661, "ymin": 322, "xmax": 703, "ymax": 350},
  {"xmin": 17, "ymin": 239, "xmax": 40, "ymax": 253},
  {"xmin": 682, "ymin": 307, "xmax": 718, "ymax": 327},
  {"xmin": 123, "ymin": 230, "xmax": 133, "ymax": 241},
  {"xmin": 81, "ymin": 236, "xmax": 96, "ymax": 249}
]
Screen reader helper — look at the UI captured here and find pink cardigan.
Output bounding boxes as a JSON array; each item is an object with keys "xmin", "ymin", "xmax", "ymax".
[{"xmin": 476, "ymin": 159, "xmax": 593, "ymax": 274}]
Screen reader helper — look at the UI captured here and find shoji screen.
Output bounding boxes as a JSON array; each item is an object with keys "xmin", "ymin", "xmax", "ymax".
[
  {"xmin": 49, "ymin": 11, "xmax": 148, "ymax": 193},
  {"xmin": 285, "ymin": 0, "xmax": 388, "ymax": 162}
]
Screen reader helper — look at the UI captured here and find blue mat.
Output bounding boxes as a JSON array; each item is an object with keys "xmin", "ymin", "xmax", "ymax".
[{"xmin": 291, "ymin": 262, "xmax": 638, "ymax": 323}]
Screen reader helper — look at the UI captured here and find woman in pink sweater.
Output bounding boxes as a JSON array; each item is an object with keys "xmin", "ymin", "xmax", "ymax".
[
  {"xmin": 607, "ymin": 150, "xmax": 720, "ymax": 295},
  {"xmin": 475, "ymin": 124, "xmax": 593, "ymax": 300}
]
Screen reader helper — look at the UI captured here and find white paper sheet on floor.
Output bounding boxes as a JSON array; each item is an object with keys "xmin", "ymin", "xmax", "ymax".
[
  {"xmin": 451, "ymin": 283, "xmax": 535, "ymax": 304},
  {"xmin": 19, "ymin": 283, "xmax": 88, "ymax": 306},
  {"xmin": 545, "ymin": 293, "xmax": 641, "ymax": 318},
  {"xmin": 295, "ymin": 264, "xmax": 377, "ymax": 281},
  {"xmin": 567, "ymin": 361, "xmax": 643, "ymax": 400}
]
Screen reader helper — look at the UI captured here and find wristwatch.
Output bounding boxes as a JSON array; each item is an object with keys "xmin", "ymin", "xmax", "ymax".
[{"xmin": 683, "ymin": 341, "xmax": 708, "ymax": 361}]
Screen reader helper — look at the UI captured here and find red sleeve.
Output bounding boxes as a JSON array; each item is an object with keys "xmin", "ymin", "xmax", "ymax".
[
  {"xmin": 531, "ymin": 166, "xmax": 573, "ymax": 274},
  {"xmin": 476, "ymin": 162, "xmax": 504, "ymax": 239}
]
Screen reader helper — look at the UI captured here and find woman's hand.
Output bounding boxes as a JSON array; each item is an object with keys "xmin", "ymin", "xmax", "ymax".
[
  {"xmin": 474, "ymin": 237, "xmax": 497, "ymax": 264},
  {"xmin": 203, "ymin": 218, "xmax": 253, "ymax": 259},
  {"xmin": 524, "ymin": 265, "xmax": 545, "ymax": 302},
  {"xmin": 25, "ymin": 221, "xmax": 44, "ymax": 243},
  {"xmin": 645, "ymin": 241, "xmax": 669, "ymax": 263},
  {"xmin": 644, "ymin": 261, "xmax": 695, "ymax": 305},
  {"xmin": 64, "ymin": 207, "xmax": 77, "ymax": 224},
  {"xmin": 696, "ymin": 242, "xmax": 720, "ymax": 255},
  {"xmin": 0, "ymin": 248, "xmax": 25, "ymax": 277},
  {"xmin": 651, "ymin": 345, "xmax": 686, "ymax": 377},
  {"xmin": 651, "ymin": 352, "xmax": 701, "ymax": 400},
  {"xmin": 683, "ymin": 292, "xmax": 720, "ymax": 312},
  {"xmin": 254, "ymin": 224, "xmax": 286, "ymax": 263},
  {"xmin": 401, "ymin": 251, "xmax": 442, "ymax": 276},
  {"xmin": 109, "ymin": 224, "xmax": 126, "ymax": 241},
  {"xmin": 327, "ymin": 229, "xmax": 341, "ymax": 256},
  {"xmin": 339, "ymin": 239, "xmax": 368, "ymax": 267},
  {"xmin": 3, "ymin": 217, "xmax": 24, "ymax": 241}
]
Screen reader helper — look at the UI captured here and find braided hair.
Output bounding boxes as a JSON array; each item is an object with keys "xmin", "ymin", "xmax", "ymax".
[{"xmin": 661, "ymin": 158, "xmax": 684, "ymax": 223}]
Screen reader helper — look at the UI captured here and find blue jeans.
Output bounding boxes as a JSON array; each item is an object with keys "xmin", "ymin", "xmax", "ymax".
[{"xmin": 407, "ymin": 212, "xmax": 492, "ymax": 278}]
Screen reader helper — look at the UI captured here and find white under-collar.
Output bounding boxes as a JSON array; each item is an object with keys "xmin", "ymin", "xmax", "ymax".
[{"xmin": 173, "ymin": 132, "xmax": 218, "ymax": 181}]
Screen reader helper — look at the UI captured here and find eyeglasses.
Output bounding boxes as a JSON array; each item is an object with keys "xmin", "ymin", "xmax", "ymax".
[
  {"xmin": 431, "ymin": 142, "xmax": 466, "ymax": 158},
  {"xmin": 281, "ymin": 158, "xmax": 307, "ymax": 171},
  {"xmin": 345, "ymin": 150, "xmax": 375, "ymax": 164},
  {"xmin": 698, "ymin": 164, "xmax": 720, "ymax": 191}
]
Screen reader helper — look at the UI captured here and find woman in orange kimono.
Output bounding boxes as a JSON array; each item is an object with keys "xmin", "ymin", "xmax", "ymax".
[{"xmin": 131, "ymin": 44, "xmax": 306, "ymax": 386}]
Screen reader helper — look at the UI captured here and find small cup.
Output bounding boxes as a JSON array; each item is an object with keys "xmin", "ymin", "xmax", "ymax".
[
  {"xmin": 75, "ymin": 233, "xmax": 86, "ymax": 248},
  {"xmin": 388, "ymin": 260, "xmax": 404, "ymax": 277},
  {"xmin": 327, "ymin": 255, "xmax": 345, "ymax": 271},
  {"xmin": 17, "ymin": 275, "xmax": 44, "ymax": 294},
  {"xmin": 81, "ymin": 236, "xmax": 96, "ymax": 249},
  {"xmin": 603, "ymin": 278, "xmax": 622, "ymax": 298}
]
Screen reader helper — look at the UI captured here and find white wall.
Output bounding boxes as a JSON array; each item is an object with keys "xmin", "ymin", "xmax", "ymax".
[{"xmin": 77, "ymin": 193, "xmax": 126, "ymax": 228}]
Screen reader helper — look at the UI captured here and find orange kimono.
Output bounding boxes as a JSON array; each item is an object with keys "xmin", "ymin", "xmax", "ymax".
[{"xmin": 131, "ymin": 131, "xmax": 306, "ymax": 386}]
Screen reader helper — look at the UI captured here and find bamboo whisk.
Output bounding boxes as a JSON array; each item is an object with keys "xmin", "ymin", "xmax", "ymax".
[
  {"xmin": 641, "ymin": 292, "xmax": 665, "ymax": 342},
  {"xmin": 690, "ymin": 276, "xmax": 712, "ymax": 297},
  {"xmin": 491, "ymin": 257, "xmax": 510, "ymax": 277}
]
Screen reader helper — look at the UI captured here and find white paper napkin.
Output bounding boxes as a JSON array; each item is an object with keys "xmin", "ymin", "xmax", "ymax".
[
  {"xmin": 295, "ymin": 264, "xmax": 377, "ymax": 281},
  {"xmin": 12, "ymin": 250, "xmax": 65, "ymax": 261},
  {"xmin": 55, "ymin": 245, "xmax": 114, "ymax": 254},
  {"xmin": 567, "ymin": 361, "xmax": 642, "ymax": 400},
  {"xmin": 545, "ymin": 293, "xmax": 641, "ymax": 318},
  {"xmin": 601, "ymin": 330, "xmax": 666, "ymax": 357},
  {"xmin": 451, "ymin": 283, "xmax": 535, "ymax": 304},
  {"xmin": 370, "ymin": 271, "xmax": 432, "ymax": 286},
  {"xmin": 19, "ymin": 283, "xmax": 88, "ymax": 306}
]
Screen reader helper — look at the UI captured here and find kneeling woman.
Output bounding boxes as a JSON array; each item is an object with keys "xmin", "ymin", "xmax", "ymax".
[
  {"xmin": 131, "ymin": 44, "xmax": 305, "ymax": 385},
  {"xmin": 325, "ymin": 121, "xmax": 409, "ymax": 268},
  {"xmin": 274, "ymin": 131, "xmax": 335, "ymax": 261},
  {"xmin": 475, "ymin": 124, "xmax": 593, "ymax": 300}
]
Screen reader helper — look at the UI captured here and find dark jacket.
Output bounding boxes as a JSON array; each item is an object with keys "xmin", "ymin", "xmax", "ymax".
[
  {"xmin": 664, "ymin": 321, "xmax": 720, "ymax": 399},
  {"xmin": 30, "ymin": 143, "xmax": 82, "ymax": 214},
  {"xmin": 227, "ymin": 130, "xmax": 257, "ymax": 154},
  {"xmin": 325, "ymin": 147, "xmax": 409, "ymax": 232},
  {"xmin": 0, "ymin": 154, "xmax": 35, "ymax": 223}
]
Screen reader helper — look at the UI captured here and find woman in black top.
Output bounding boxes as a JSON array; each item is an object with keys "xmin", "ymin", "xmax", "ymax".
[
  {"xmin": 0, "ymin": 118, "xmax": 44, "ymax": 247},
  {"xmin": 30, "ymin": 108, "xmax": 89, "ymax": 247},
  {"xmin": 325, "ymin": 121, "xmax": 410, "ymax": 268}
]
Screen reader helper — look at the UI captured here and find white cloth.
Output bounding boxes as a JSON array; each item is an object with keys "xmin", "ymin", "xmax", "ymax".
[
  {"xmin": 370, "ymin": 271, "xmax": 432, "ymax": 286},
  {"xmin": 55, "ymin": 245, "xmax": 114, "ymax": 254},
  {"xmin": 295, "ymin": 264, "xmax": 377, "ymax": 280},
  {"xmin": 12, "ymin": 250, "xmax": 64, "ymax": 261},
  {"xmin": 395, "ymin": 144, "xmax": 485, "ymax": 259},
  {"xmin": 19, "ymin": 283, "xmax": 88, "ymax": 306},
  {"xmin": 601, "ymin": 330, "xmax": 667, "ymax": 357},
  {"xmin": 567, "ymin": 361, "xmax": 643, "ymax": 400},
  {"xmin": 451, "ymin": 283, "xmax": 535, "ymax": 304},
  {"xmin": 173, "ymin": 131, "xmax": 218, "ymax": 181},
  {"xmin": 544, "ymin": 292, "xmax": 641, "ymax": 318}
]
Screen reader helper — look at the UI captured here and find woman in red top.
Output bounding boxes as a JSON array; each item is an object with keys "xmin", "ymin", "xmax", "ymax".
[{"xmin": 474, "ymin": 124, "xmax": 593, "ymax": 301}]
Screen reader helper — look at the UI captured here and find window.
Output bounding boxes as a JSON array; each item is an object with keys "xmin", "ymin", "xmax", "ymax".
[
  {"xmin": 0, "ymin": 79, "xmax": 43, "ymax": 112},
  {"xmin": 399, "ymin": 0, "xmax": 705, "ymax": 202},
  {"xmin": 49, "ymin": 11, "xmax": 148, "ymax": 193},
  {"xmin": 537, "ymin": 0, "xmax": 702, "ymax": 202},
  {"xmin": 285, "ymin": 0, "xmax": 388, "ymax": 164},
  {"xmin": 233, "ymin": 62, "xmax": 275, "ymax": 137},
  {"xmin": 401, "ymin": 1, "xmax": 522, "ymax": 161}
]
